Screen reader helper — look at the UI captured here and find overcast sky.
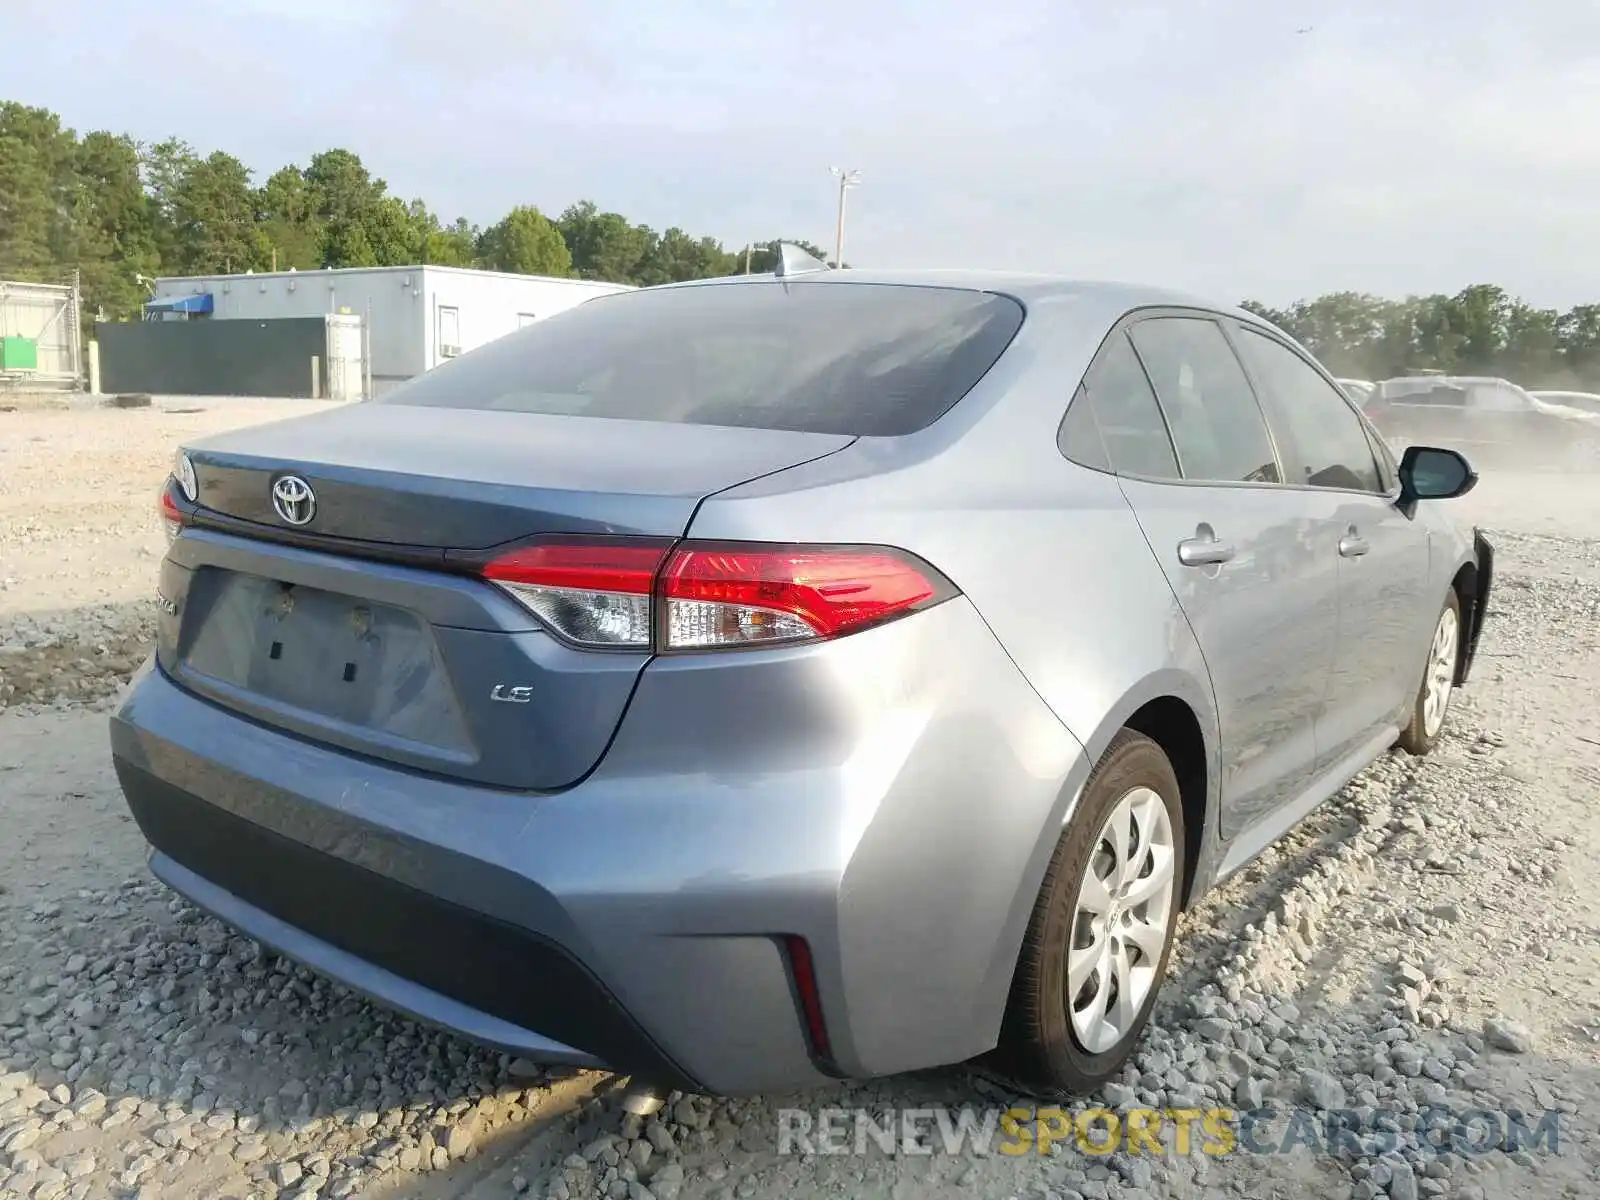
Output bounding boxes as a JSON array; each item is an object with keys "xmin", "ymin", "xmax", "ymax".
[{"xmin": 11, "ymin": 0, "xmax": 1600, "ymax": 307}]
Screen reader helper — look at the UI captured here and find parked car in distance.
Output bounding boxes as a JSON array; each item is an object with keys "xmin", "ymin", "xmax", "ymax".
[
  {"xmin": 1336, "ymin": 378, "xmax": 1376, "ymax": 406},
  {"xmin": 1529, "ymin": 389, "xmax": 1600, "ymax": 418},
  {"xmin": 1365, "ymin": 374, "xmax": 1600, "ymax": 469},
  {"xmin": 112, "ymin": 261, "xmax": 1494, "ymax": 1098}
]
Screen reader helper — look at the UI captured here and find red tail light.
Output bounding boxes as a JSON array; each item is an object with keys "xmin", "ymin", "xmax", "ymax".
[
  {"xmin": 158, "ymin": 485, "xmax": 186, "ymax": 544},
  {"xmin": 659, "ymin": 545, "xmax": 946, "ymax": 649},
  {"xmin": 784, "ymin": 935, "xmax": 832, "ymax": 1060},
  {"xmin": 478, "ymin": 538, "xmax": 956, "ymax": 652}
]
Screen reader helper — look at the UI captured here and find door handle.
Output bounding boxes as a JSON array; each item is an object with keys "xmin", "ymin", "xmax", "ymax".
[
  {"xmin": 1338, "ymin": 530, "xmax": 1370, "ymax": 558},
  {"xmin": 1177, "ymin": 535, "xmax": 1236, "ymax": 567}
]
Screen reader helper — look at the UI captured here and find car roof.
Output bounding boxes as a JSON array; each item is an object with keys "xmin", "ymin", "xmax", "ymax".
[{"xmin": 650, "ymin": 268, "xmax": 1266, "ymax": 324}]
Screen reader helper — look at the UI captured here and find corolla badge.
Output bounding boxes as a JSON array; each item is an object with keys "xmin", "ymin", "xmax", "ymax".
[{"xmin": 271, "ymin": 475, "xmax": 316, "ymax": 526}]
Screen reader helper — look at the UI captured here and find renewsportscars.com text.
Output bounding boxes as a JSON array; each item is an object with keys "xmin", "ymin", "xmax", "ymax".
[{"xmin": 775, "ymin": 1105, "xmax": 1563, "ymax": 1159}]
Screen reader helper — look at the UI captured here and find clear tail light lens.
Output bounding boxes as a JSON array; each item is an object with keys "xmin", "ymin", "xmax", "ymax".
[
  {"xmin": 480, "ymin": 540, "xmax": 670, "ymax": 649},
  {"xmin": 477, "ymin": 539, "xmax": 955, "ymax": 653},
  {"xmin": 175, "ymin": 451, "xmax": 199, "ymax": 502}
]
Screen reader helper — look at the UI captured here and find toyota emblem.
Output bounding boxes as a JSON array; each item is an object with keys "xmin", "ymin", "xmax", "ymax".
[{"xmin": 271, "ymin": 475, "xmax": 317, "ymax": 526}]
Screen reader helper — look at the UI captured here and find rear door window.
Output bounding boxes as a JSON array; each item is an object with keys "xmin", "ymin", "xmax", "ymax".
[
  {"xmin": 1231, "ymin": 327, "xmax": 1384, "ymax": 493},
  {"xmin": 381, "ymin": 282, "xmax": 1025, "ymax": 437},
  {"xmin": 1127, "ymin": 317, "xmax": 1281, "ymax": 484}
]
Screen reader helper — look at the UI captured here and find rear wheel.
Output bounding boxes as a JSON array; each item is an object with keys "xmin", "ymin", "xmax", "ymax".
[
  {"xmin": 991, "ymin": 730, "xmax": 1185, "ymax": 1093},
  {"xmin": 1397, "ymin": 591, "xmax": 1461, "ymax": 756}
]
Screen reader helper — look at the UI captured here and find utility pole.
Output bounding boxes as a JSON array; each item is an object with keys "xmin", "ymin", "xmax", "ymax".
[
  {"xmin": 829, "ymin": 167, "xmax": 860, "ymax": 268},
  {"xmin": 745, "ymin": 243, "xmax": 754, "ymax": 274}
]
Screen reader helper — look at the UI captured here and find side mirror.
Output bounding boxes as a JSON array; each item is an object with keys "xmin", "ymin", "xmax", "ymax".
[{"xmin": 1398, "ymin": 445, "xmax": 1478, "ymax": 505}]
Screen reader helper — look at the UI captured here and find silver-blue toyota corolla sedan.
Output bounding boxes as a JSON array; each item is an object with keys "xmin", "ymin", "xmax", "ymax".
[{"xmin": 110, "ymin": 263, "xmax": 1492, "ymax": 1097}]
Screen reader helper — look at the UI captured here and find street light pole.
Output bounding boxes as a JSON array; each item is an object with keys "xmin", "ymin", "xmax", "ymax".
[{"xmin": 829, "ymin": 167, "xmax": 860, "ymax": 268}]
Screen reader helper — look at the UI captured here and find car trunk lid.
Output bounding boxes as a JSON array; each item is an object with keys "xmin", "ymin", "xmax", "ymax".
[
  {"xmin": 184, "ymin": 403, "xmax": 855, "ymax": 547},
  {"xmin": 161, "ymin": 404, "xmax": 854, "ymax": 790}
]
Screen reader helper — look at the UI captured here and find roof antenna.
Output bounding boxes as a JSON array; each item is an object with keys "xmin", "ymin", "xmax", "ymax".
[{"xmin": 773, "ymin": 242, "xmax": 832, "ymax": 278}]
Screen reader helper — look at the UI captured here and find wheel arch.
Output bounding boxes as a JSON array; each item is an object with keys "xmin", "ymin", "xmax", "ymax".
[
  {"xmin": 1123, "ymin": 696, "xmax": 1209, "ymax": 910},
  {"xmin": 1072, "ymin": 670, "xmax": 1218, "ymax": 911},
  {"xmin": 976, "ymin": 669, "xmax": 1220, "ymax": 1048},
  {"xmin": 1451, "ymin": 531, "xmax": 1492, "ymax": 686}
]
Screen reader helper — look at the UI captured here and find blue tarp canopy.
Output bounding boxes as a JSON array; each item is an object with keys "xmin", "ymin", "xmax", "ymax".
[{"xmin": 144, "ymin": 293, "xmax": 214, "ymax": 314}]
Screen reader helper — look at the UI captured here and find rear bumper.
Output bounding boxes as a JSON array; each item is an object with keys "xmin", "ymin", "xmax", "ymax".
[
  {"xmin": 110, "ymin": 596, "xmax": 1088, "ymax": 1094},
  {"xmin": 118, "ymin": 759, "xmax": 680, "ymax": 1082}
]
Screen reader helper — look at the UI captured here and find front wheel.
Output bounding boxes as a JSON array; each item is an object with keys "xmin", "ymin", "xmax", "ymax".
[
  {"xmin": 1397, "ymin": 591, "xmax": 1461, "ymax": 756},
  {"xmin": 992, "ymin": 730, "xmax": 1185, "ymax": 1093}
]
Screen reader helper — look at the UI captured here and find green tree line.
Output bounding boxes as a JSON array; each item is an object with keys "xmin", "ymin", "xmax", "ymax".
[
  {"xmin": 1244, "ymin": 288, "xmax": 1600, "ymax": 392},
  {"xmin": 4, "ymin": 100, "xmax": 1598, "ymax": 390},
  {"xmin": 0, "ymin": 101, "xmax": 830, "ymax": 325}
]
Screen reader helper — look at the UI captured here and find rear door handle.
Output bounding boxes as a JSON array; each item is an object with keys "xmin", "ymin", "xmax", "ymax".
[
  {"xmin": 1177, "ymin": 535, "xmax": 1236, "ymax": 567},
  {"xmin": 1339, "ymin": 531, "xmax": 1370, "ymax": 558}
]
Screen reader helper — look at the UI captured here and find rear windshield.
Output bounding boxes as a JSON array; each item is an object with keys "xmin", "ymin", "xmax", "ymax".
[{"xmin": 378, "ymin": 280, "xmax": 1025, "ymax": 437}]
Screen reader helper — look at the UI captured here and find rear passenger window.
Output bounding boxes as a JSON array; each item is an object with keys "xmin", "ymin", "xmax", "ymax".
[
  {"xmin": 1232, "ymin": 328, "xmax": 1383, "ymax": 493},
  {"xmin": 1057, "ymin": 386, "xmax": 1111, "ymax": 472},
  {"xmin": 1128, "ymin": 318, "xmax": 1281, "ymax": 484},
  {"xmin": 1063, "ymin": 332, "xmax": 1180, "ymax": 479}
]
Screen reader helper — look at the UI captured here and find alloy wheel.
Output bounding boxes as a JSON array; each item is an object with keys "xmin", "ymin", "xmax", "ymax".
[
  {"xmin": 1067, "ymin": 786, "xmax": 1176, "ymax": 1054},
  {"xmin": 1423, "ymin": 606, "xmax": 1459, "ymax": 738}
]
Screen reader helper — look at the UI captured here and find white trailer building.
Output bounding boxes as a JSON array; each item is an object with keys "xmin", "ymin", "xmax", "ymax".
[{"xmin": 147, "ymin": 265, "xmax": 632, "ymax": 395}]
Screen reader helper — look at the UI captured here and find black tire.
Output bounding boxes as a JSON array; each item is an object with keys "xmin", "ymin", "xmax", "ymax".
[
  {"xmin": 989, "ymin": 729, "xmax": 1186, "ymax": 1094},
  {"xmin": 1397, "ymin": 589, "xmax": 1462, "ymax": 756}
]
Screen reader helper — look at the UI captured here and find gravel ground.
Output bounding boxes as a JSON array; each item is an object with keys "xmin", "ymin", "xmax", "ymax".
[{"xmin": 2, "ymin": 402, "xmax": 1598, "ymax": 1200}]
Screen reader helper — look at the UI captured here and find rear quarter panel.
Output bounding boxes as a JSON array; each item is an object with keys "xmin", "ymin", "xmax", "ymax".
[
  {"xmin": 688, "ymin": 296, "xmax": 1218, "ymax": 761},
  {"xmin": 687, "ymin": 298, "xmax": 1222, "ymax": 920}
]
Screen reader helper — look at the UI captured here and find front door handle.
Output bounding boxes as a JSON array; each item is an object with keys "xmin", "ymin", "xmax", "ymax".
[
  {"xmin": 1339, "ymin": 530, "xmax": 1370, "ymax": 558},
  {"xmin": 1177, "ymin": 534, "xmax": 1236, "ymax": 567}
]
